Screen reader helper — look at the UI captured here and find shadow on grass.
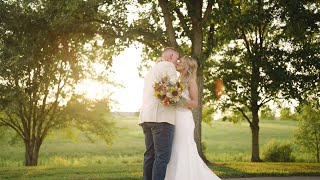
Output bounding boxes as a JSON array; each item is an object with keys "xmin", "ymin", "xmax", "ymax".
[
  {"xmin": 1, "ymin": 162, "xmax": 320, "ymax": 179},
  {"xmin": 209, "ymin": 162, "xmax": 320, "ymax": 179},
  {"xmin": 211, "ymin": 165, "xmax": 250, "ymax": 178}
]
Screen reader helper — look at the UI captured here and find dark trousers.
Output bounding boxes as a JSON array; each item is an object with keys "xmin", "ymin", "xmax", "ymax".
[{"xmin": 141, "ymin": 122, "xmax": 175, "ymax": 180}]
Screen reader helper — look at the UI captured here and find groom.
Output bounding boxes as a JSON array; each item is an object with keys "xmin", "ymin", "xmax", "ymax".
[{"xmin": 139, "ymin": 47, "xmax": 180, "ymax": 180}]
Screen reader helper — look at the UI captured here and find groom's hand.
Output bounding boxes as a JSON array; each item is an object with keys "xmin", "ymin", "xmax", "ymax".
[
  {"xmin": 176, "ymin": 97, "xmax": 186, "ymax": 108},
  {"xmin": 184, "ymin": 100, "xmax": 195, "ymax": 110},
  {"xmin": 177, "ymin": 98, "xmax": 193, "ymax": 109}
]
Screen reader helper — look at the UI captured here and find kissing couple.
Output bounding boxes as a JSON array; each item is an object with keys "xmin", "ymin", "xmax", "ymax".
[{"xmin": 139, "ymin": 47, "xmax": 221, "ymax": 180}]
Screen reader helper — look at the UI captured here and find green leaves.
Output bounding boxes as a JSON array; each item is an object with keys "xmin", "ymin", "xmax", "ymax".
[
  {"xmin": 294, "ymin": 102, "xmax": 320, "ymax": 162},
  {"xmin": 0, "ymin": 0, "xmax": 130, "ymax": 165},
  {"xmin": 205, "ymin": 0, "xmax": 319, "ymax": 110},
  {"xmin": 63, "ymin": 94, "xmax": 116, "ymax": 145}
]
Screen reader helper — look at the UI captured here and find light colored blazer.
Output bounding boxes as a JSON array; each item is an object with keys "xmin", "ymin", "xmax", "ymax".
[{"xmin": 139, "ymin": 61, "xmax": 177, "ymax": 125}]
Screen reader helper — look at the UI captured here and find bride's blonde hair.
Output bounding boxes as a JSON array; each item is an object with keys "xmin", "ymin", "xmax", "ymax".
[{"xmin": 180, "ymin": 56, "xmax": 198, "ymax": 83}]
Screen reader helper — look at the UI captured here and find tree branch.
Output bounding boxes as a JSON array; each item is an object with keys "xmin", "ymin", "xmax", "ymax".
[
  {"xmin": 235, "ymin": 105, "xmax": 252, "ymax": 125},
  {"xmin": 174, "ymin": 6, "xmax": 191, "ymax": 39},
  {"xmin": 202, "ymin": 0, "xmax": 213, "ymax": 26},
  {"xmin": 241, "ymin": 29, "xmax": 252, "ymax": 55},
  {"xmin": 259, "ymin": 96, "xmax": 273, "ymax": 108},
  {"xmin": 0, "ymin": 115, "xmax": 24, "ymax": 140},
  {"xmin": 158, "ymin": 0, "xmax": 178, "ymax": 48},
  {"xmin": 135, "ymin": 28, "xmax": 170, "ymax": 47},
  {"xmin": 40, "ymin": 60, "xmax": 70, "ymax": 140},
  {"xmin": 16, "ymin": 93, "xmax": 29, "ymax": 139},
  {"xmin": 204, "ymin": 23, "xmax": 215, "ymax": 58}
]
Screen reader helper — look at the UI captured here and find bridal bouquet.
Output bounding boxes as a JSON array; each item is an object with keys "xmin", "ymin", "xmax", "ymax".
[{"xmin": 153, "ymin": 75, "xmax": 185, "ymax": 107}]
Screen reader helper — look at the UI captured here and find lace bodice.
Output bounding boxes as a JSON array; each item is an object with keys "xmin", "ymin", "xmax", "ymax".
[
  {"xmin": 177, "ymin": 88, "xmax": 190, "ymax": 111},
  {"xmin": 181, "ymin": 86, "xmax": 190, "ymax": 100}
]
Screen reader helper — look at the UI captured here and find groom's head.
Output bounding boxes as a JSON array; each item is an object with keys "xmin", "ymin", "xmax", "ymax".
[{"xmin": 162, "ymin": 47, "xmax": 180, "ymax": 67}]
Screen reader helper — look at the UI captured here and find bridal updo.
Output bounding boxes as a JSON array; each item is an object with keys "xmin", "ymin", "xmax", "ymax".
[{"xmin": 180, "ymin": 56, "xmax": 198, "ymax": 83}]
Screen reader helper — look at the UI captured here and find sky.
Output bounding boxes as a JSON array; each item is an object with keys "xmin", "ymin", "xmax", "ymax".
[
  {"xmin": 109, "ymin": 45, "xmax": 146, "ymax": 112},
  {"xmin": 74, "ymin": 44, "xmax": 147, "ymax": 112},
  {"xmin": 76, "ymin": 44, "xmax": 298, "ymax": 115},
  {"xmin": 74, "ymin": 4, "xmax": 145, "ymax": 112},
  {"xmin": 76, "ymin": 44, "xmax": 297, "ymax": 116}
]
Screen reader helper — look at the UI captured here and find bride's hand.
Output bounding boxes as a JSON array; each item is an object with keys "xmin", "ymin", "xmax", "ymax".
[{"xmin": 156, "ymin": 57, "xmax": 163, "ymax": 63}]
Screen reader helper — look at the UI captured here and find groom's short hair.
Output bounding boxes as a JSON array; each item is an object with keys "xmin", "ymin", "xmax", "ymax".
[{"xmin": 163, "ymin": 47, "xmax": 180, "ymax": 57}]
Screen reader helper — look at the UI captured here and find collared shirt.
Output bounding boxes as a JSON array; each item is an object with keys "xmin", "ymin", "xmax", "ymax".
[{"xmin": 139, "ymin": 61, "xmax": 177, "ymax": 125}]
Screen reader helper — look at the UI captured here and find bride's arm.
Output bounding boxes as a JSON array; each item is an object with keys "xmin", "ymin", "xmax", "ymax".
[{"xmin": 184, "ymin": 79, "xmax": 198, "ymax": 109}]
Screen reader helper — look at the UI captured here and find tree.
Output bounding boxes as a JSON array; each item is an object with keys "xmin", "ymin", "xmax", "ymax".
[
  {"xmin": 131, "ymin": 0, "xmax": 218, "ymax": 163},
  {"xmin": 202, "ymin": 105, "xmax": 215, "ymax": 126},
  {"xmin": 205, "ymin": 0, "xmax": 319, "ymax": 161},
  {"xmin": 294, "ymin": 102, "xmax": 320, "ymax": 162},
  {"xmin": 63, "ymin": 95, "xmax": 116, "ymax": 145},
  {"xmin": 260, "ymin": 106, "xmax": 275, "ymax": 120},
  {"xmin": 0, "ymin": 0, "xmax": 129, "ymax": 166},
  {"xmin": 280, "ymin": 107, "xmax": 292, "ymax": 120}
]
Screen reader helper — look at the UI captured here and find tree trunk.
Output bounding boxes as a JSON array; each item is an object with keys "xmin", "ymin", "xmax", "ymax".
[
  {"xmin": 250, "ymin": 104, "xmax": 262, "ymax": 162},
  {"xmin": 250, "ymin": 121, "xmax": 262, "ymax": 162},
  {"xmin": 24, "ymin": 140, "xmax": 41, "ymax": 166},
  {"xmin": 249, "ymin": 51, "xmax": 262, "ymax": 162},
  {"xmin": 191, "ymin": 6, "xmax": 209, "ymax": 163},
  {"xmin": 158, "ymin": 0, "xmax": 210, "ymax": 163},
  {"xmin": 158, "ymin": 0, "xmax": 178, "ymax": 49},
  {"xmin": 193, "ymin": 67, "xmax": 209, "ymax": 163},
  {"xmin": 317, "ymin": 143, "xmax": 319, "ymax": 163}
]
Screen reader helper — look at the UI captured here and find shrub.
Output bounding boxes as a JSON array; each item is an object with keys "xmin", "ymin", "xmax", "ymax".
[
  {"xmin": 260, "ymin": 106, "xmax": 275, "ymax": 120},
  {"xmin": 201, "ymin": 141, "xmax": 208, "ymax": 155},
  {"xmin": 202, "ymin": 106, "xmax": 215, "ymax": 125},
  {"xmin": 280, "ymin": 107, "xmax": 292, "ymax": 120},
  {"xmin": 262, "ymin": 139, "xmax": 295, "ymax": 162},
  {"xmin": 294, "ymin": 103, "xmax": 320, "ymax": 162}
]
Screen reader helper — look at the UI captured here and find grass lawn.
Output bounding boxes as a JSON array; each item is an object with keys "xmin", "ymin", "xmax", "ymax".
[
  {"xmin": 203, "ymin": 120, "xmax": 305, "ymax": 162},
  {"xmin": 0, "ymin": 116, "xmax": 319, "ymax": 179},
  {"xmin": 0, "ymin": 162, "xmax": 319, "ymax": 179}
]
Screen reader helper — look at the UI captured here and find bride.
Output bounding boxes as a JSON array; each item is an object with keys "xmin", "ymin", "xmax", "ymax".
[{"xmin": 165, "ymin": 56, "xmax": 221, "ymax": 180}]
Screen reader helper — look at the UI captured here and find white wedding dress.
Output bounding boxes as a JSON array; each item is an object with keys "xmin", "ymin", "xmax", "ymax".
[{"xmin": 165, "ymin": 89, "xmax": 221, "ymax": 180}]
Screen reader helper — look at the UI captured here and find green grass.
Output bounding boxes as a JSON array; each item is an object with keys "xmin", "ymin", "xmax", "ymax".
[
  {"xmin": 203, "ymin": 120, "xmax": 304, "ymax": 162},
  {"xmin": 0, "ymin": 163, "xmax": 319, "ymax": 179},
  {"xmin": 0, "ymin": 117, "xmax": 319, "ymax": 179},
  {"xmin": 0, "ymin": 164, "xmax": 143, "ymax": 180},
  {"xmin": 0, "ymin": 117, "xmax": 315, "ymax": 167}
]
